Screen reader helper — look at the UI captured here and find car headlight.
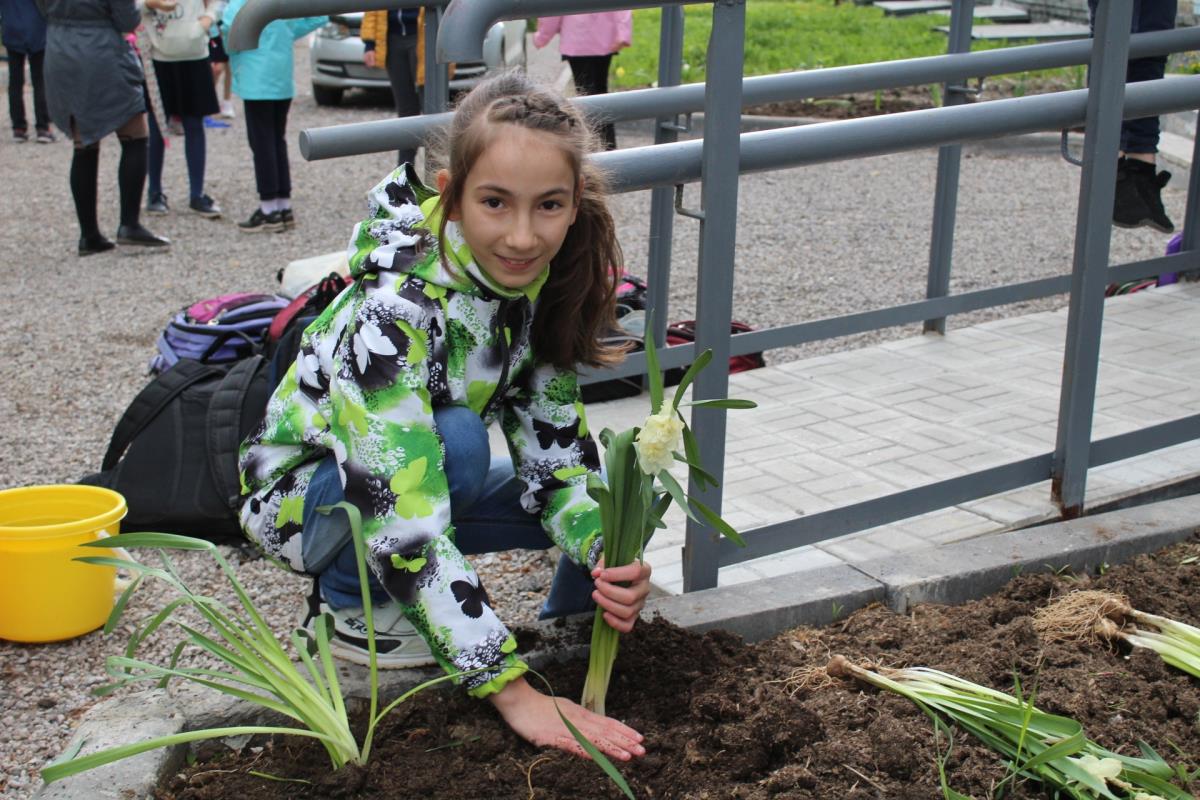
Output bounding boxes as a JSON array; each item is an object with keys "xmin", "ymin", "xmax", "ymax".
[{"xmin": 317, "ymin": 22, "xmax": 351, "ymax": 40}]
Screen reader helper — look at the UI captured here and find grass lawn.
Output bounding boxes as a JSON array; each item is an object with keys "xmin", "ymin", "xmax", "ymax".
[{"xmin": 608, "ymin": 0, "xmax": 1079, "ymax": 93}]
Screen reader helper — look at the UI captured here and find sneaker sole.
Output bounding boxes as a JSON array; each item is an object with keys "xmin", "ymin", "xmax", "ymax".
[
  {"xmin": 238, "ymin": 224, "xmax": 284, "ymax": 233},
  {"xmin": 145, "ymin": 208, "xmax": 169, "ymax": 216},
  {"xmin": 190, "ymin": 209, "xmax": 223, "ymax": 219}
]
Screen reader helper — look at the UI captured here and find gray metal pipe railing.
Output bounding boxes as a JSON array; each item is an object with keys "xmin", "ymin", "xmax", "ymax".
[
  {"xmin": 592, "ymin": 76, "xmax": 1200, "ymax": 193},
  {"xmin": 298, "ymin": 26, "xmax": 1200, "ymax": 161},
  {"xmin": 227, "ymin": 0, "xmax": 446, "ymax": 51},
  {"xmin": 438, "ymin": 0, "xmax": 707, "ymax": 61}
]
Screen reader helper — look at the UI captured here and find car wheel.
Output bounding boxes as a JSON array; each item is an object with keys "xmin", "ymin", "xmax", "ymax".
[{"xmin": 312, "ymin": 84, "xmax": 343, "ymax": 107}]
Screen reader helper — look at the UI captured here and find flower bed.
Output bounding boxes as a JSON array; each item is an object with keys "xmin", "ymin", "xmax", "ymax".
[{"xmin": 152, "ymin": 536, "xmax": 1200, "ymax": 799}]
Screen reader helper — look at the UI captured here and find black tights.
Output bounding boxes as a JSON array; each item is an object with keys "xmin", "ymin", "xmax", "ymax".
[{"xmin": 69, "ymin": 115, "xmax": 149, "ymax": 239}]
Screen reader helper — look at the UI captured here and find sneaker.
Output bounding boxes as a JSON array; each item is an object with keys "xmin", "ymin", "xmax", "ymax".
[
  {"xmin": 237, "ymin": 207, "xmax": 284, "ymax": 233},
  {"xmin": 189, "ymin": 194, "xmax": 222, "ymax": 219},
  {"xmin": 35, "ymin": 129, "xmax": 56, "ymax": 144},
  {"xmin": 303, "ymin": 602, "xmax": 436, "ymax": 669},
  {"xmin": 13, "ymin": 129, "xmax": 28, "ymax": 143},
  {"xmin": 145, "ymin": 192, "xmax": 170, "ymax": 215},
  {"xmin": 279, "ymin": 207, "xmax": 295, "ymax": 230},
  {"xmin": 116, "ymin": 223, "xmax": 170, "ymax": 248},
  {"xmin": 167, "ymin": 116, "xmax": 185, "ymax": 137},
  {"xmin": 220, "ymin": 100, "xmax": 236, "ymax": 119}
]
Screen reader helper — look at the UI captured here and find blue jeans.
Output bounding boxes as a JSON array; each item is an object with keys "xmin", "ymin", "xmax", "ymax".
[
  {"xmin": 301, "ymin": 405, "xmax": 596, "ymax": 619},
  {"xmin": 1088, "ymin": 0, "xmax": 1177, "ymax": 154}
]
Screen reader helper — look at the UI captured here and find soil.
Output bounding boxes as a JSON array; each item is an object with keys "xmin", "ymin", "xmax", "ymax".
[{"xmin": 156, "ymin": 535, "xmax": 1200, "ymax": 800}]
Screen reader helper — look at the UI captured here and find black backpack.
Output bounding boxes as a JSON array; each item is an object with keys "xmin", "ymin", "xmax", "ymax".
[
  {"xmin": 79, "ymin": 356, "xmax": 271, "ymax": 541},
  {"xmin": 78, "ymin": 280, "xmax": 347, "ymax": 541}
]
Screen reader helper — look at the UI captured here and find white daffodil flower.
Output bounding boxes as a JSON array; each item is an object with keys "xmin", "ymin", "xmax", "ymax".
[
  {"xmin": 1072, "ymin": 754, "xmax": 1123, "ymax": 784},
  {"xmin": 634, "ymin": 411, "xmax": 685, "ymax": 475}
]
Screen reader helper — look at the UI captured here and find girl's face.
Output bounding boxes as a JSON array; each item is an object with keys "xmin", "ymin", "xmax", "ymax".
[{"xmin": 438, "ymin": 124, "xmax": 580, "ymax": 290}]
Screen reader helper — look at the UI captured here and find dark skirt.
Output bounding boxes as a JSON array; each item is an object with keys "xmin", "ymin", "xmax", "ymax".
[
  {"xmin": 208, "ymin": 35, "xmax": 229, "ymax": 64},
  {"xmin": 152, "ymin": 58, "xmax": 219, "ymax": 118}
]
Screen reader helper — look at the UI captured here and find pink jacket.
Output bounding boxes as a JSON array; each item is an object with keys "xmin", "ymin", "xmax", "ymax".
[{"xmin": 534, "ymin": 11, "xmax": 632, "ymax": 57}]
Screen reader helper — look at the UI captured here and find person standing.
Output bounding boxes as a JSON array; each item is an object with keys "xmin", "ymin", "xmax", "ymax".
[
  {"xmin": 533, "ymin": 11, "xmax": 632, "ymax": 151},
  {"xmin": 1, "ymin": 0, "xmax": 54, "ymax": 143},
  {"xmin": 41, "ymin": 0, "xmax": 170, "ymax": 256},
  {"xmin": 1090, "ymin": 0, "xmax": 1178, "ymax": 233},
  {"xmin": 141, "ymin": 0, "xmax": 224, "ymax": 218},
  {"xmin": 220, "ymin": 0, "xmax": 325, "ymax": 233},
  {"xmin": 360, "ymin": 6, "xmax": 420, "ymax": 166}
]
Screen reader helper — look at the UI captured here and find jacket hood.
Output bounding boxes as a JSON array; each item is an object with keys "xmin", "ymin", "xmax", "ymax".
[{"xmin": 347, "ymin": 164, "xmax": 548, "ymax": 302}]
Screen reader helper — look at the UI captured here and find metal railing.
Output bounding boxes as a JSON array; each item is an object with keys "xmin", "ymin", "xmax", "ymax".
[{"xmin": 230, "ymin": 0, "xmax": 1200, "ymax": 592}]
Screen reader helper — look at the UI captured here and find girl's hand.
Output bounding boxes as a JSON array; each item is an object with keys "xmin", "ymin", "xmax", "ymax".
[
  {"xmin": 198, "ymin": 14, "xmax": 213, "ymax": 30},
  {"xmin": 489, "ymin": 676, "xmax": 646, "ymax": 761},
  {"xmin": 591, "ymin": 558, "xmax": 652, "ymax": 634}
]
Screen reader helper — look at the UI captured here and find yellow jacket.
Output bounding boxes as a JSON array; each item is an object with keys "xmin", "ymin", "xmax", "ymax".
[{"xmin": 360, "ymin": 9, "xmax": 454, "ymax": 85}]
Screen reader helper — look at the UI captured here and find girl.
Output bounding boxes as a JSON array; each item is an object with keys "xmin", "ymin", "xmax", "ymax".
[
  {"xmin": 219, "ymin": 0, "xmax": 325, "ymax": 232},
  {"xmin": 141, "ymin": 0, "xmax": 224, "ymax": 218},
  {"xmin": 42, "ymin": 0, "xmax": 171, "ymax": 255},
  {"xmin": 239, "ymin": 72, "xmax": 651, "ymax": 762}
]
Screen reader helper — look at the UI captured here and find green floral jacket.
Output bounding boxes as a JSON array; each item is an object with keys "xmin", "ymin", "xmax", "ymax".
[{"xmin": 239, "ymin": 165, "xmax": 603, "ymax": 696}]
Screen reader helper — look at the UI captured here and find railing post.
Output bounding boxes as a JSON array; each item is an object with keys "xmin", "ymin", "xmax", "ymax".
[
  {"xmin": 1182, "ymin": 123, "xmax": 1200, "ymax": 252},
  {"xmin": 645, "ymin": 6, "xmax": 686, "ymax": 349},
  {"xmin": 423, "ymin": 4, "xmax": 449, "ymax": 114},
  {"xmin": 682, "ymin": 0, "xmax": 744, "ymax": 593},
  {"xmin": 924, "ymin": 0, "xmax": 975, "ymax": 335},
  {"xmin": 1052, "ymin": 0, "xmax": 1134, "ymax": 516}
]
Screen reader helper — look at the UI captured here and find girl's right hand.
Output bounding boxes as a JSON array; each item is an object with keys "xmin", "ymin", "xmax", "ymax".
[{"xmin": 488, "ymin": 676, "xmax": 646, "ymax": 762}]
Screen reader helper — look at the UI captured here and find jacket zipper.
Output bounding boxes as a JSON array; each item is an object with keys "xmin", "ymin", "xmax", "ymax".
[{"xmin": 486, "ymin": 298, "xmax": 512, "ymax": 417}]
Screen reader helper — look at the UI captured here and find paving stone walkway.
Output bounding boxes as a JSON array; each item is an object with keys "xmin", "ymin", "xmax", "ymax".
[{"xmin": 573, "ymin": 282, "xmax": 1200, "ymax": 594}]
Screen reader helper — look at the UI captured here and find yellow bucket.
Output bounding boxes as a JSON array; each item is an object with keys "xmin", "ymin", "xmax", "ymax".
[{"xmin": 0, "ymin": 484, "xmax": 127, "ymax": 643}]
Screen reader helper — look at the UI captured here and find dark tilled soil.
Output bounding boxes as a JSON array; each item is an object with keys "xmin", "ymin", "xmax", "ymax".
[{"xmin": 157, "ymin": 535, "xmax": 1200, "ymax": 800}]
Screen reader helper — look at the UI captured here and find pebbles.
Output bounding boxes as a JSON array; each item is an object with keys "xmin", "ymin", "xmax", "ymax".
[{"xmin": 0, "ymin": 42, "xmax": 1181, "ymax": 800}]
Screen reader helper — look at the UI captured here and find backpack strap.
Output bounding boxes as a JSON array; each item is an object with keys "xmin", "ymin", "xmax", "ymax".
[
  {"xmin": 207, "ymin": 355, "xmax": 267, "ymax": 510},
  {"xmin": 102, "ymin": 359, "xmax": 224, "ymax": 471}
]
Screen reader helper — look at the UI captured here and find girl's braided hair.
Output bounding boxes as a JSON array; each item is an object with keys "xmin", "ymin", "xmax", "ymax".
[{"xmin": 432, "ymin": 72, "xmax": 627, "ymax": 370}]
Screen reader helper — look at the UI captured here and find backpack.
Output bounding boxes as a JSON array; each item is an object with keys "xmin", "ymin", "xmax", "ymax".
[
  {"xmin": 149, "ymin": 292, "xmax": 291, "ymax": 375},
  {"xmin": 80, "ymin": 280, "xmax": 349, "ymax": 541}
]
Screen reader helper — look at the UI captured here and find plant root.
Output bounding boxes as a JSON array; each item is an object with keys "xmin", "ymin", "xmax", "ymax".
[{"xmin": 1032, "ymin": 590, "xmax": 1133, "ymax": 644}]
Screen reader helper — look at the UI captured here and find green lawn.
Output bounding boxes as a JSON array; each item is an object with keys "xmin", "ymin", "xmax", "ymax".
[{"xmin": 607, "ymin": 1, "xmax": 1081, "ymax": 92}]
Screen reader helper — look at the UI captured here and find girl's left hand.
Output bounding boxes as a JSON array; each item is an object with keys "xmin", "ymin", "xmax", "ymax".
[{"xmin": 591, "ymin": 558, "xmax": 652, "ymax": 633}]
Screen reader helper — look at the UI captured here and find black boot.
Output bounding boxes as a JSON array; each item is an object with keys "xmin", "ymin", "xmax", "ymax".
[{"xmin": 1112, "ymin": 157, "xmax": 1153, "ymax": 229}]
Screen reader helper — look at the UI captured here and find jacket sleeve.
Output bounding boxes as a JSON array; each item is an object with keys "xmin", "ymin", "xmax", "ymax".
[
  {"xmin": 110, "ymin": 0, "xmax": 141, "ymax": 33},
  {"xmin": 502, "ymin": 364, "xmax": 604, "ymax": 571},
  {"xmin": 287, "ymin": 13, "xmax": 326, "ymax": 39},
  {"xmin": 532, "ymin": 15, "xmax": 561, "ymax": 49},
  {"xmin": 339, "ymin": 170, "xmax": 527, "ymax": 698},
  {"xmin": 360, "ymin": 9, "xmax": 383, "ymax": 48}
]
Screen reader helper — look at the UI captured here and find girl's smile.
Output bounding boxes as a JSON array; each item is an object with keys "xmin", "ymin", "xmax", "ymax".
[{"xmin": 439, "ymin": 124, "xmax": 580, "ymax": 290}]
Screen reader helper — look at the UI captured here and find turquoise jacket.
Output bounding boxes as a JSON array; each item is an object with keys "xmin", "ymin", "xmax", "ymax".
[{"xmin": 220, "ymin": 0, "xmax": 325, "ymax": 100}]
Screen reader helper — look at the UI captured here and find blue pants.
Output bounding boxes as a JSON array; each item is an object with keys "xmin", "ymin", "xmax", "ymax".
[
  {"xmin": 301, "ymin": 405, "xmax": 596, "ymax": 619},
  {"xmin": 1088, "ymin": 0, "xmax": 1177, "ymax": 154}
]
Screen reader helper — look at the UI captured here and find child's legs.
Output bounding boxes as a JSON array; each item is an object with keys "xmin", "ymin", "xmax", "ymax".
[
  {"xmin": 180, "ymin": 114, "xmax": 206, "ymax": 198},
  {"xmin": 8, "ymin": 50, "xmax": 27, "ymax": 132},
  {"xmin": 29, "ymin": 50, "xmax": 49, "ymax": 132},
  {"xmin": 146, "ymin": 107, "xmax": 164, "ymax": 198},
  {"xmin": 243, "ymin": 99, "xmax": 281, "ymax": 201},
  {"xmin": 272, "ymin": 99, "xmax": 292, "ymax": 200}
]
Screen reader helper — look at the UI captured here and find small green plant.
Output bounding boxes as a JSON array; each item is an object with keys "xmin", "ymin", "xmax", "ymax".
[
  {"xmin": 44, "ymin": 506, "xmax": 634, "ymax": 798},
  {"xmin": 930, "ymin": 83, "xmax": 943, "ymax": 107},
  {"xmin": 831, "ymin": 601, "xmax": 845, "ymax": 621},
  {"xmin": 874, "ymin": 89, "xmax": 883, "ymax": 112},
  {"xmin": 580, "ymin": 322, "xmax": 754, "ymax": 716}
]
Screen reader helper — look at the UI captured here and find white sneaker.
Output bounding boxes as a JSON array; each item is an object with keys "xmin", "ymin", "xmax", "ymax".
[
  {"xmin": 220, "ymin": 100, "xmax": 235, "ymax": 119},
  {"xmin": 304, "ymin": 602, "xmax": 436, "ymax": 668}
]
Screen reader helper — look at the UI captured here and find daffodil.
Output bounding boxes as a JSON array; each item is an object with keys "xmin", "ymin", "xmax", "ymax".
[
  {"xmin": 1072, "ymin": 754, "xmax": 1122, "ymax": 784},
  {"xmin": 634, "ymin": 410, "xmax": 684, "ymax": 475}
]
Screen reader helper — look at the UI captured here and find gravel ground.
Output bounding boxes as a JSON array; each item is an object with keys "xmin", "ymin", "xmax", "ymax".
[{"xmin": 0, "ymin": 36, "xmax": 1183, "ymax": 799}]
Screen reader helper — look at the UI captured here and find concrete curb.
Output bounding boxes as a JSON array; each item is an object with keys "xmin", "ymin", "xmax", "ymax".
[{"xmin": 33, "ymin": 494, "xmax": 1198, "ymax": 800}]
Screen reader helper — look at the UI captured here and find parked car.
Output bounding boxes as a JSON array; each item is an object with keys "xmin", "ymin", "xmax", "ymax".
[{"xmin": 310, "ymin": 14, "xmax": 526, "ymax": 107}]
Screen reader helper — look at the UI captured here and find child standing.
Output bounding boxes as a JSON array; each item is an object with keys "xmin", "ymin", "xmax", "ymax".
[
  {"xmin": 219, "ymin": 0, "xmax": 325, "ymax": 232},
  {"xmin": 141, "ymin": 0, "xmax": 224, "ymax": 218},
  {"xmin": 1, "ymin": 0, "xmax": 54, "ymax": 143},
  {"xmin": 239, "ymin": 73, "xmax": 651, "ymax": 762}
]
